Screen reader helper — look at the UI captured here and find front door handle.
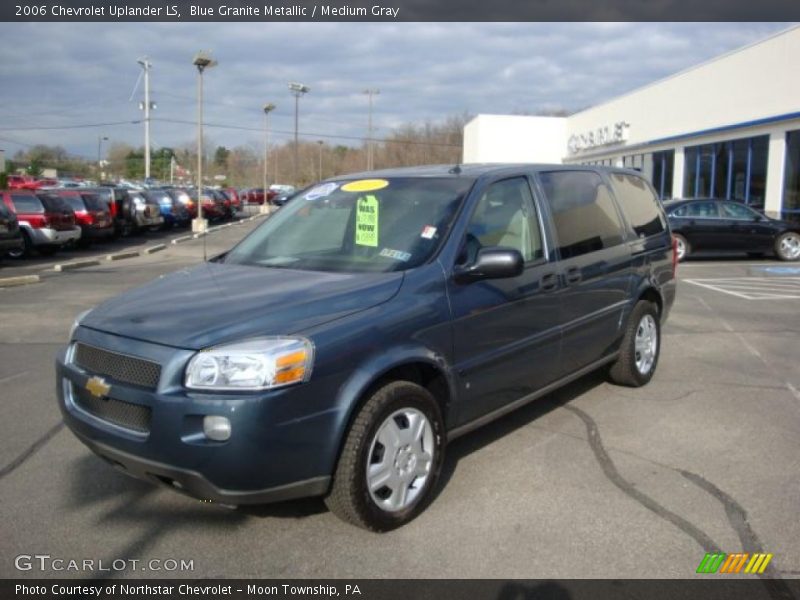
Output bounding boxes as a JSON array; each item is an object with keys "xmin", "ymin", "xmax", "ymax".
[
  {"xmin": 565, "ymin": 267, "xmax": 582, "ymax": 285},
  {"xmin": 541, "ymin": 273, "xmax": 558, "ymax": 292}
]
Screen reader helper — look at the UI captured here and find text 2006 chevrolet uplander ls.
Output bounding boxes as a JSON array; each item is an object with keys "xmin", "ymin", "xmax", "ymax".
[{"xmin": 57, "ymin": 165, "xmax": 676, "ymax": 531}]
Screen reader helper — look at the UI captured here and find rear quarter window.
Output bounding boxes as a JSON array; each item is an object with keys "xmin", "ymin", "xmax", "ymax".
[
  {"xmin": 608, "ymin": 172, "xmax": 666, "ymax": 238},
  {"xmin": 538, "ymin": 170, "xmax": 625, "ymax": 259},
  {"xmin": 10, "ymin": 194, "xmax": 44, "ymax": 213}
]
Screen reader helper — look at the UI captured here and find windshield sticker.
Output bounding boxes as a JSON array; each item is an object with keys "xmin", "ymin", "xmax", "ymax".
[
  {"xmin": 341, "ymin": 179, "xmax": 389, "ymax": 193},
  {"xmin": 355, "ymin": 195, "xmax": 379, "ymax": 247},
  {"xmin": 304, "ymin": 182, "xmax": 338, "ymax": 200},
  {"xmin": 379, "ymin": 248, "xmax": 412, "ymax": 262},
  {"xmin": 421, "ymin": 225, "xmax": 437, "ymax": 239}
]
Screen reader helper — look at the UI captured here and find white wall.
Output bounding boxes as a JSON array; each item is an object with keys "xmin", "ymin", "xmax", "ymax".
[{"xmin": 463, "ymin": 115, "xmax": 566, "ymax": 164}]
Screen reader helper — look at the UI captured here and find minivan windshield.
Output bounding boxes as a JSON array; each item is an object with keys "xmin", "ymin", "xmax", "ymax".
[{"xmin": 224, "ymin": 177, "xmax": 473, "ymax": 273}]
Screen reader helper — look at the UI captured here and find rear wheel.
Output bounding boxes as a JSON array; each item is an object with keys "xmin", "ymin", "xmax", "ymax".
[
  {"xmin": 7, "ymin": 231, "xmax": 31, "ymax": 259},
  {"xmin": 325, "ymin": 381, "xmax": 445, "ymax": 531},
  {"xmin": 775, "ymin": 232, "xmax": 800, "ymax": 261},
  {"xmin": 608, "ymin": 300, "xmax": 661, "ymax": 387},
  {"xmin": 673, "ymin": 233, "xmax": 689, "ymax": 261}
]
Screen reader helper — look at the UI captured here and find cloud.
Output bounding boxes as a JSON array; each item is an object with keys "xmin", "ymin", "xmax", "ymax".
[{"xmin": 0, "ymin": 22, "xmax": 792, "ymax": 158}]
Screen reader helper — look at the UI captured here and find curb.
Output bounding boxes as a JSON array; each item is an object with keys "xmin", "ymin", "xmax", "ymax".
[
  {"xmin": 144, "ymin": 244, "xmax": 167, "ymax": 254},
  {"xmin": 0, "ymin": 274, "xmax": 40, "ymax": 288},
  {"xmin": 54, "ymin": 259, "xmax": 101, "ymax": 272},
  {"xmin": 172, "ymin": 235, "xmax": 193, "ymax": 245},
  {"xmin": 192, "ymin": 232, "xmax": 207, "ymax": 239},
  {"xmin": 106, "ymin": 250, "xmax": 140, "ymax": 261}
]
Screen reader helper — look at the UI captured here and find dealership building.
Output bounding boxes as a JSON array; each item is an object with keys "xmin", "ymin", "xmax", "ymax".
[{"xmin": 463, "ymin": 25, "xmax": 800, "ymax": 220}]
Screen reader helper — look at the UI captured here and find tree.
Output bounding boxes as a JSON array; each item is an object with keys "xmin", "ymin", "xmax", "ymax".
[{"xmin": 214, "ymin": 146, "xmax": 230, "ymax": 168}]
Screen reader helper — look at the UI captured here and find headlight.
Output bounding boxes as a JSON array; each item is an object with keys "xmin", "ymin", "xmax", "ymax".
[
  {"xmin": 69, "ymin": 308, "xmax": 92, "ymax": 340},
  {"xmin": 185, "ymin": 337, "xmax": 314, "ymax": 391}
]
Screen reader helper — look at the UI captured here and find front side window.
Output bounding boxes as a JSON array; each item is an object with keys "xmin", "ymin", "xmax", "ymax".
[
  {"xmin": 721, "ymin": 202, "xmax": 760, "ymax": 220},
  {"xmin": 539, "ymin": 170, "xmax": 624, "ymax": 259},
  {"xmin": 608, "ymin": 173, "xmax": 666, "ymax": 238},
  {"xmin": 460, "ymin": 177, "xmax": 543, "ymax": 265},
  {"xmin": 225, "ymin": 177, "xmax": 472, "ymax": 273}
]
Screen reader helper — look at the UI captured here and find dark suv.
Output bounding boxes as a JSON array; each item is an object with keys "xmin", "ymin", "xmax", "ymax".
[{"xmin": 57, "ymin": 165, "xmax": 676, "ymax": 531}]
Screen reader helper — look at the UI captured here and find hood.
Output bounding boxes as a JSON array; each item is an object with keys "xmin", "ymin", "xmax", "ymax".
[{"xmin": 83, "ymin": 262, "xmax": 403, "ymax": 349}]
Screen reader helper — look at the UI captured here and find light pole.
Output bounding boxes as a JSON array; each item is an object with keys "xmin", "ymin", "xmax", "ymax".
[
  {"xmin": 192, "ymin": 50, "xmax": 217, "ymax": 233},
  {"xmin": 97, "ymin": 135, "xmax": 108, "ymax": 167},
  {"xmin": 317, "ymin": 140, "xmax": 323, "ymax": 181},
  {"xmin": 137, "ymin": 58, "xmax": 155, "ymax": 181},
  {"xmin": 364, "ymin": 88, "xmax": 379, "ymax": 170},
  {"xmin": 262, "ymin": 103, "xmax": 276, "ymax": 214},
  {"xmin": 288, "ymin": 82, "xmax": 309, "ymax": 186}
]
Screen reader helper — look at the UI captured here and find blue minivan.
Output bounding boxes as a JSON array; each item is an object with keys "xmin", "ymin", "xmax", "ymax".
[{"xmin": 57, "ymin": 164, "xmax": 676, "ymax": 531}]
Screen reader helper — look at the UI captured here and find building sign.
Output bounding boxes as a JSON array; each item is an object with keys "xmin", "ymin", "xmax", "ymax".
[{"xmin": 568, "ymin": 121, "xmax": 630, "ymax": 155}]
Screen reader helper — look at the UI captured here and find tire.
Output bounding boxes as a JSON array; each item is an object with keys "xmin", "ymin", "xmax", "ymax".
[
  {"xmin": 7, "ymin": 231, "xmax": 31, "ymax": 259},
  {"xmin": 673, "ymin": 233, "xmax": 689, "ymax": 262},
  {"xmin": 38, "ymin": 244, "xmax": 59, "ymax": 256},
  {"xmin": 774, "ymin": 231, "xmax": 800, "ymax": 261},
  {"xmin": 325, "ymin": 380, "xmax": 445, "ymax": 532},
  {"xmin": 608, "ymin": 300, "xmax": 661, "ymax": 387}
]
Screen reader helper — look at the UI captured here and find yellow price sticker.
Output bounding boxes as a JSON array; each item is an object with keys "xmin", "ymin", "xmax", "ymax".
[
  {"xmin": 341, "ymin": 179, "xmax": 389, "ymax": 193},
  {"xmin": 355, "ymin": 195, "xmax": 379, "ymax": 247}
]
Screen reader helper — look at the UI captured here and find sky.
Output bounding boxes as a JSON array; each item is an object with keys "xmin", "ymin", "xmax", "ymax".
[{"xmin": 0, "ymin": 22, "xmax": 793, "ymax": 160}]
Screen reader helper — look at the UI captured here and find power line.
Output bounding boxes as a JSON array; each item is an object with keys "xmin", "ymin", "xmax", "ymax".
[
  {"xmin": 152, "ymin": 117, "xmax": 461, "ymax": 148},
  {"xmin": 0, "ymin": 120, "xmax": 142, "ymax": 132}
]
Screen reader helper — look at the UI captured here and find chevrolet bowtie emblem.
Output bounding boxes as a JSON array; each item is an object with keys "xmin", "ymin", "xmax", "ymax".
[{"xmin": 85, "ymin": 376, "xmax": 111, "ymax": 398}]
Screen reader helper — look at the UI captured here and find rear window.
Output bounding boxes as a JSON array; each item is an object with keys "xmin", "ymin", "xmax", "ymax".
[
  {"xmin": 10, "ymin": 194, "xmax": 44, "ymax": 213},
  {"xmin": 82, "ymin": 194, "xmax": 107, "ymax": 211},
  {"xmin": 62, "ymin": 196, "xmax": 87, "ymax": 211},
  {"xmin": 147, "ymin": 191, "xmax": 171, "ymax": 203},
  {"xmin": 38, "ymin": 194, "xmax": 73, "ymax": 213},
  {"xmin": 538, "ymin": 170, "xmax": 625, "ymax": 259},
  {"xmin": 608, "ymin": 173, "xmax": 666, "ymax": 238}
]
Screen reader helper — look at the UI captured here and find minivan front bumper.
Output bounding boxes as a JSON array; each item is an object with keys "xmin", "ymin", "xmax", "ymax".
[{"xmin": 56, "ymin": 328, "xmax": 344, "ymax": 504}]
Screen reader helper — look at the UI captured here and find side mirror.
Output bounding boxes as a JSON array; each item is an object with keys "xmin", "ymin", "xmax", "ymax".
[{"xmin": 454, "ymin": 247, "xmax": 524, "ymax": 284}]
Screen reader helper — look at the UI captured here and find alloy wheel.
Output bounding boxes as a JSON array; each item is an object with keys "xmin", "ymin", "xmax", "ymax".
[{"xmin": 634, "ymin": 314, "xmax": 658, "ymax": 375}]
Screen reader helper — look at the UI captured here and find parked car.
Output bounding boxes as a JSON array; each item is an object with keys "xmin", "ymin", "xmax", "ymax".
[
  {"xmin": 164, "ymin": 188, "xmax": 196, "ymax": 219},
  {"xmin": 127, "ymin": 191, "xmax": 165, "ymax": 232},
  {"xmin": 145, "ymin": 190, "xmax": 191, "ymax": 229},
  {"xmin": 665, "ymin": 198, "xmax": 800, "ymax": 261},
  {"xmin": 57, "ymin": 165, "xmax": 676, "ymax": 531},
  {"xmin": 188, "ymin": 188, "xmax": 228, "ymax": 221},
  {"xmin": 273, "ymin": 187, "xmax": 304, "ymax": 207},
  {"xmin": 1, "ymin": 190, "xmax": 80, "ymax": 257},
  {"xmin": 54, "ymin": 191, "xmax": 114, "ymax": 244},
  {"xmin": 82, "ymin": 186, "xmax": 137, "ymax": 238},
  {"xmin": 7, "ymin": 175, "xmax": 43, "ymax": 190},
  {"xmin": 0, "ymin": 201, "xmax": 24, "ymax": 259},
  {"xmin": 224, "ymin": 188, "xmax": 242, "ymax": 212}
]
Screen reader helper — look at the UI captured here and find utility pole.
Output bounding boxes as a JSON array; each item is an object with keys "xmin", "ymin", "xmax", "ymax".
[
  {"xmin": 262, "ymin": 103, "xmax": 275, "ymax": 214},
  {"xmin": 288, "ymin": 82, "xmax": 309, "ymax": 186},
  {"xmin": 317, "ymin": 140, "xmax": 323, "ymax": 180},
  {"xmin": 364, "ymin": 89, "xmax": 379, "ymax": 170},
  {"xmin": 192, "ymin": 51, "xmax": 217, "ymax": 233},
  {"xmin": 137, "ymin": 58, "xmax": 154, "ymax": 181}
]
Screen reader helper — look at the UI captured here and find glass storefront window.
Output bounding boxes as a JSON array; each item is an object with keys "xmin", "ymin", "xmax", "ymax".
[
  {"xmin": 649, "ymin": 150, "xmax": 674, "ymax": 200},
  {"xmin": 784, "ymin": 130, "xmax": 800, "ymax": 219},
  {"xmin": 683, "ymin": 135, "xmax": 768, "ymax": 206}
]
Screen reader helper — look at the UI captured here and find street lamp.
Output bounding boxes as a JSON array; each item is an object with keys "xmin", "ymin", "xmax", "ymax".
[
  {"xmin": 363, "ymin": 89, "xmax": 379, "ymax": 170},
  {"xmin": 193, "ymin": 50, "xmax": 217, "ymax": 233},
  {"xmin": 317, "ymin": 140, "xmax": 324, "ymax": 181},
  {"xmin": 97, "ymin": 136, "xmax": 109, "ymax": 180},
  {"xmin": 262, "ymin": 103, "xmax": 276, "ymax": 215},
  {"xmin": 288, "ymin": 82, "xmax": 310, "ymax": 186}
]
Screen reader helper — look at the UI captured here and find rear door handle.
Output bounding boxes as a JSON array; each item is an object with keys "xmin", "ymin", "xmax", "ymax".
[
  {"xmin": 565, "ymin": 267, "xmax": 582, "ymax": 285},
  {"xmin": 541, "ymin": 273, "xmax": 558, "ymax": 292}
]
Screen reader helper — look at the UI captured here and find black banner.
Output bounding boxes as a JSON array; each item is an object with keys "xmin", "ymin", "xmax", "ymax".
[
  {"xmin": 4, "ymin": 579, "xmax": 800, "ymax": 600},
  {"xmin": 2, "ymin": 0, "xmax": 800, "ymax": 22}
]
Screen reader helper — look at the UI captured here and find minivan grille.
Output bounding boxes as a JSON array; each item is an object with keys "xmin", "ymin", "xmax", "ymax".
[
  {"xmin": 72, "ymin": 386, "xmax": 152, "ymax": 433},
  {"xmin": 74, "ymin": 343, "xmax": 161, "ymax": 390}
]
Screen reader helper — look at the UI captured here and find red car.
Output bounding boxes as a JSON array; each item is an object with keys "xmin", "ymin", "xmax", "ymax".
[
  {"xmin": 7, "ymin": 175, "xmax": 43, "ymax": 190},
  {"xmin": 52, "ymin": 190, "xmax": 114, "ymax": 243},
  {"xmin": 224, "ymin": 188, "xmax": 242, "ymax": 211},
  {"xmin": 246, "ymin": 188, "xmax": 277, "ymax": 205},
  {"xmin": 1, "ymin": 189, "xmax": 81, "ymax": 257}
]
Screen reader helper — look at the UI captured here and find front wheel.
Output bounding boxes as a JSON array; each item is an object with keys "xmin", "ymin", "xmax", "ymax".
[
  {"xmin": 775, "ymin": 232, "xmax": 800, "ymax": 261},
  {"xmin": 608, "ymin": 300, "xmax": 661, "ymax": 387},
  {"xmin": 325, "ymin": 381, "xmax": 445, "ymax": 531}
]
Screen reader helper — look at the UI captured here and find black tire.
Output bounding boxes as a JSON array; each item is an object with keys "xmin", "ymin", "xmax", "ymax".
[
  {"xmin": 7, "ymin": 231, "xmax": 31, "ymax": 259},
  {"xmin": 774, "ymin": 231, "xmax": 800, "ymax": 262},
  {"xmin": 608, "ymin": 300, "xmax": 661, "ymax": 387},
  {"xmin": 325, "ymin": 380, "xmax": 445, "ymax": 532},
  {"xmin": 673, "ymin": 233, "xmax": 690, "ymax": 262}
]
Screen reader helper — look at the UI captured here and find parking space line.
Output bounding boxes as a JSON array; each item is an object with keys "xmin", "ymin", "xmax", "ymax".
[{"xmin": 684, "ymin": 277, "xmax": 800, "ymax": 300}]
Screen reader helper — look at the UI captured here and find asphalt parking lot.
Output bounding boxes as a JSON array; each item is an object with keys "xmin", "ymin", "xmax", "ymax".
[{"xmin": 0, "ymin": 228, "xmax": 798, "ymax": 581}]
